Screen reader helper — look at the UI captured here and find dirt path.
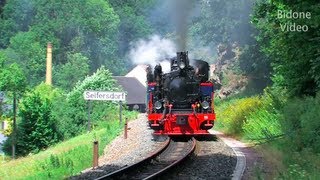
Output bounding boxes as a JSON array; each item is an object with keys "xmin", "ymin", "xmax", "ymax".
[{"xmin": 210, "ymin": 130, "xmax": 275, "ymax": 180}]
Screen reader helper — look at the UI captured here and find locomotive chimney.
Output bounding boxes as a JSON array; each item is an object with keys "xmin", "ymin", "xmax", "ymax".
[
  {"xmin": 45, "ymin": 42, "xmax": 52, "ymax": 85},
  {"xmin": 175, "ymin": 51, "xmax": 189, "ymax": 69}
]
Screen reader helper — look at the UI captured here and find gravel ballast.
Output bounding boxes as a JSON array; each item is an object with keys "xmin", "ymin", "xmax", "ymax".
[
  {"xmin": 167, "ymin": 136, "xmax": 237, "ymax": 180},
  {"xmin": 70, "ymin": 114, "xmax": 165, "ymax": 179},
  {"xmin": 71, "ymin": 113, "xmax": 269, "ymax": 180}
]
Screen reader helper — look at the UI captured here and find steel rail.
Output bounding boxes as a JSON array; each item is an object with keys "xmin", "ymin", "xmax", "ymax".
[
  {"xmin": 96, "ymin": 138, "xmax": 196, "ymax": 180},
  {"xmin": 95, "ymin": 138, "xmax": 170, "ymax": 180},
  {"xmin": 143, "ymin": 138, "xmax": 196, "ymax": 180}
]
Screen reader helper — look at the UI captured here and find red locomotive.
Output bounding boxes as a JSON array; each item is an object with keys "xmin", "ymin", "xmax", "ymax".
[{"xmin": 146, "ymin": 51, "xmax": 215, "ymax": 136}]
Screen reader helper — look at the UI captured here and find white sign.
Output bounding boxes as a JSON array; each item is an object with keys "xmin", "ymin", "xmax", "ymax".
[{"xmin": 84, "ymin": 91, "xmax": 126, "ymax": 101}]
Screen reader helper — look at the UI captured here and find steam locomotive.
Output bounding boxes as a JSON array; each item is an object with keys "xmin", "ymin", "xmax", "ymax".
[{"xmin": 146, "ymin": 51, "xmax": 215, "ymax": 135}]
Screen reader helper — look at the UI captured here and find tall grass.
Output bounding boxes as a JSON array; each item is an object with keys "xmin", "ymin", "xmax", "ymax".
[
  {"xmin": 242, "ymin": 94, "xmax": 282, "ymax": 142},
  {"xmin": 216, "ymin": 96, "xmax": 261, "ymax": 136},
  {"xmin": 0, "ymin": 113, "xmax": 136, "ymax": 179},
  {"xmin": 243, "ymin": 108, "xmax": 282, "ymax": 142},
  {"xmin": 216, "ymin": 91, "xmax": 320, "ymax": 179}
]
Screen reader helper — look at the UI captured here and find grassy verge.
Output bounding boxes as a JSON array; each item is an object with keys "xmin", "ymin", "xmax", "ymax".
[
  {"xmin": 215, "ymin": 93, "xmax": 320, "ymax": 179},
  {"xmin": 0, "ymin": 111, "xmax": 138, "ymax": 180},
  {"xmin": 0, "ymin": 154, "xmax": 10, "ymax": 163}
]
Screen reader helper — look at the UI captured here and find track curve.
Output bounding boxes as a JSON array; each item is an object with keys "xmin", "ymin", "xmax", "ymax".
[{"xmin": 96, "ymin": 137, "xmax": 196, "ymax": 180}]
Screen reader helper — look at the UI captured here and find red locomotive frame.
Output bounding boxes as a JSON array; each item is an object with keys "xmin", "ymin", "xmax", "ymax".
[{"xmin": 147, "ymin": 82, "xmax": 216, "ymax": 135}]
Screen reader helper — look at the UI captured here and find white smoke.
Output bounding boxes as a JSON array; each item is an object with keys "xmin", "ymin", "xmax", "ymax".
[{"xmin": 129, "ymin": 35, "xmax": 176, "ymax": 73}]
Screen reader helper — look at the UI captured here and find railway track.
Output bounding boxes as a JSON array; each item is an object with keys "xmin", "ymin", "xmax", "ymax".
[{"xmin": 96, "ymin": 137, "xmax": 196, "ymax": 180}]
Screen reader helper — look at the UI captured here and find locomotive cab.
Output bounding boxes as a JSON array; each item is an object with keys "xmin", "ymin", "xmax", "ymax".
[{"xmin": 147, "ymin": 51, "xmax": 216, "ymax": 136}]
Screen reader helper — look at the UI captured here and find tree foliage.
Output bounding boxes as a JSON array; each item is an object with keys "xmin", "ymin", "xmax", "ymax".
[
  {"xmin": 51, "ymin": 67, "xmax": 121, "ymax": 139},
  {"xmin": 253, "ymin": 0, "xmax": 320, "ymax": 96},
  {"xmin": 0, "ymin": 0, "xmax": 121, "ymax": 86},
  {"xmin": 6, "ymin": 31, "xmax": 46, "ymax": 86},
  {"xmin": 3, "ymin": 84, "xmax": 60, "ymax": 156},
  {"xmin": 0, "ymin": 51, "xmax": 27, "ymax": 93},
  {"xmin": 54, "ymin": 53, "xmax": 90, "ymax": 91},
  {"xmin": 191, "ymin": 0, "xmax": 255, "ymax": 46},
  {"xmin": 108, "ymin": 0, "xmax": 154, "ymax": 70},
  {"xmin": 282, "ymin": 93, "xmax": 320, "ymax": 153}
]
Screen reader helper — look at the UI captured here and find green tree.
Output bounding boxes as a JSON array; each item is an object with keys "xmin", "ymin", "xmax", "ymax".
[
  {"xmin": 253, "ymin": 0, "xmax": 320, "ymax": 96},
  {"xmin": 3, "ymin": 84, "xmax": 60, "ymax": 156},
  {"xmin": 0, "ymin": 0, "xmax": 121, "ymax": 85},
  {"xmin": 191, "ymin": 0, "xmax": 254, "ymax": 46},
  {"xmin": 238, "ymin": 43, "xmax": 271, "ymax": 92},
  {"xmin": 108, "ymin": 0, "xmax": 154, "ymax": 71},
  {"xmin": 52, "ymin": 67, "xmax": 121, "ymax": 139},
  {"xmin": 30, "ymin": 0, "xmax": 120, "ymax": 72},
  {"xmin": 0, "ymin": 51, "xmax": 27, "ymax": 92},
  {"xmin": 0, "ymin": 50, "xmax": 27, "ymax": 158},
  {"xmin": 54, "ymin": 52, "xmax": 90, "ymax": 91},
  {"xmin": 0, "ymin": 0, "xmax": 35, "ymax": 48},
  {"xmin": 6, "ymin": 31, "xmax": 46, "ymax": 86}
]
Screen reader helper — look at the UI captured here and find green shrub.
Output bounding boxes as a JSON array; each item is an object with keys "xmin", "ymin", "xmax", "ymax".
[
  {"xmin": 278, "ymin": 149, "xmax": 320, "ymax": 180},
  {"xmin": 0, "ymin": 120, "xmax": 122, "ymax": 179},
  {"xmin": 243, "ymin": 108, "xmax": 281, "ymax": 141},
  {"xmin": 51, "ymin": 66, "xmax": 122, "ymax": 139},
  {"xmin": 243, "ymin": 96, "xmax": 282, "ymax": 142},
  {"xmin": 281, "ymin": 93, "xmax": 320, "ymax": 153},
  {"xmin": 217, "ymin": 96, "xmax": 262, "ymax": 136},
  {"xmin": 3, "ymin": 83, "xmax": 61, "ymax": 156}
]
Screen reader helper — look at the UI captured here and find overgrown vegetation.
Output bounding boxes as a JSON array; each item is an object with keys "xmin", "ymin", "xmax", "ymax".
[
  {"xmin": 0, "ymin": 0, "xmax": 154, "ymax": 87},
  {"xmin": 3, "ymin": 84, "xmax": 60, "ymax": 156},
  {"xmin": 216, "ymin": 91, "xmax": 320, "ymax": 178},
  {"xmin": 0, "ymin": 117, "xmax": 138, "ymax": 179},
  {"xmin": 1, "ymin": 66, "xmax": 123, "ymax": 157},
  {"xmin": 213, "ymin": 0, "xmax": 320, "ymax": 178},
  {"xmin": 253, "ymin": 1, "xmax": 320, "ymax": 96},
  {"xmin": 52, "ymin": 67, "xmax": 121, "ymax": 139},
  {"xmin": 217, "ymin": 96, "xmax": 262, "ymax": 136}
]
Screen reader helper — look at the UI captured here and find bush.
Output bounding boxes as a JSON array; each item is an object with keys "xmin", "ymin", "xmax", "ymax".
[
  {"xmin": 0, "ymin": 120, "xmax": 122, "ymax": 179},
  {"xmin": 281, "ymin": 93, "xmax": 320, "ymax": 153},
  {"xmin": 243, "ymin": 93, "xmax": 282, "ymax": 141},
  {"xmin": 217, "ymin": 96, "xmax": 262, "ymax": 136},
  {"xmin": 51, "ymin": 66, "xmax": 122, "ymax": 139},
  {"xmin": 3, "ymin": 83, "xmax": 61, "ymax": 156},
  {"xmin": 278, "ymin": 149, "xmax": 320, "ymax": 179}
]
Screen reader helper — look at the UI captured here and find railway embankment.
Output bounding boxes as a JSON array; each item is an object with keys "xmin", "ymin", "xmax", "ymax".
[
  {"xmin": 71, "ymin": 114, "xmax": 253, "ymax": 180},
  {"xmin": 215, "ymin": 92, "xmax": 320, "ymax": 179},
  {"xmin": 0, "ymin": 117, "xmax": 129, "ymax": 179}
]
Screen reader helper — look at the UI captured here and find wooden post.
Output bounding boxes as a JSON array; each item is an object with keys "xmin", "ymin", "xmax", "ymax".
[
  {"xmin": 119, "ymin": 101, "xmax": 122, "ymax": 124},
  {"xmin": 93, "ymin": 141, "xmax": 99, "ymax": 168},
  {"xmin": 87, "ymin": 100, "xmax": 91, "ymax": 132},
  {"xmin": 124, "ymin": 118, "xmax": 128, "ymax": 139}
]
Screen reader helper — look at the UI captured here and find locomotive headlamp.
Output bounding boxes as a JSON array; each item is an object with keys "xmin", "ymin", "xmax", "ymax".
[
  {"xmin": 154, "ymin": 101, "xmax": 162, "ymax": 110},
  {"xmin": 201, "ymin": 101, "xmax": 209, "ymax": 109},
  {"xmin": 179, "ymin": 62, "xmax": 186, "ymax": 69}
]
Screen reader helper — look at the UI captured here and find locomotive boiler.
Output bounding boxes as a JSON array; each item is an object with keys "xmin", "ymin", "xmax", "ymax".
[{"xmin": 146, "ymin": 51, "xmax": 215, "ymax": 135}]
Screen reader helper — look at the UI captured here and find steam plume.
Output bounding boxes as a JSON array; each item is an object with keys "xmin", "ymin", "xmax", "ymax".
[
  {"xmin": 129, "ymin": 35, "xmax": 176, "ymax": 73},
  {"xmin": 171, "ymin": 0, "xmax": 194, "ymax": 51}
]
